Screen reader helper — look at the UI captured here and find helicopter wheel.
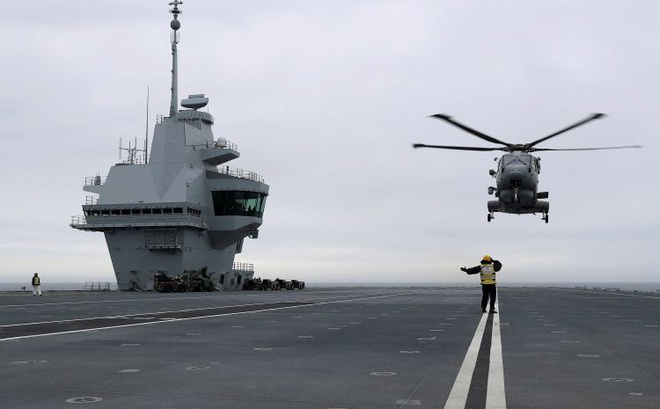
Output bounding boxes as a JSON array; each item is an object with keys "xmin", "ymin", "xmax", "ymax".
[
  {"xmin": 543, "ymin": 213, "xmax": 549, "ymax": 223},
  {"xmin": 487, "ymin": 214, "xmax": 493, "ymax": 223}
]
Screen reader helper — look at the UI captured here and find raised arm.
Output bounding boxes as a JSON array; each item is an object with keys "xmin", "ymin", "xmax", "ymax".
[{"xmin": 460, "ymin": 265, "xmax": 481, "ymax": 275}]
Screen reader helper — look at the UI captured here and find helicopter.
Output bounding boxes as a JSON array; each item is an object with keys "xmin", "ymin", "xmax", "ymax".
[{"xmin": 413, "ymin": 113, "xmax": 641, "ymax": 223}]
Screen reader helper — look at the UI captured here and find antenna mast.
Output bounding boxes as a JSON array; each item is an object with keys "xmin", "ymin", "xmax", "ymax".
[
  {"xmin": 145, "ymin": 86, "xmax": 150, "ymax": 163},
  {"xmin": 168, "ymin": 1, "xmax": 183, "ymax": 118}
]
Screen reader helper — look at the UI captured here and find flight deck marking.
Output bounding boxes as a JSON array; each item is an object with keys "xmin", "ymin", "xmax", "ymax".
[
  {"xmin": 464, "ymin": 314, "xmax": 493, "ymax": 408},
  {"xmin": 370, "ymin": 371, "xmax": 397, "ymax": 376},
  {"xmin": 185, "ymin": 366, "xmax": 211, "ymax": 371},
  {"xmin": 0, "ymin": 295, "xmax": 232, "ymax": 309},
  {"xmin": 0, "ymin": 302, "xmax": 310, "ymax": 341},
  {"xmin": 486, "ymin": 311, "xmax": 506, "ymax": 409},
  {"xmin": 442, "ymin": 313, "xmax": 488, "ymax": 409},
  {"xmin": 603, "ymin": 377, "xmax": 634, "ymax": 383},
  {"xmin": 395, "ymin": 399, "xmax": 421, "ymax": 406},
  {"xmin": 65, "ymin": 397, "xmax": 103, "ymax": 404},
  {"xmin": 443, "ymin": 302, "xmax": 506, "ymax": 409},
  {"xmin": 12, "ymin": 360, "xmax": 48, "ymax": 365},
  {"xmin": 0, "ymin": 291, "xmax": 420, "ymax": 342}
]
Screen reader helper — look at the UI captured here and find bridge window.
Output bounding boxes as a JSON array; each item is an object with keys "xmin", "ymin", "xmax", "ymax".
[
  {"xmin": 86, "ymin": 206, "xmax": 188, "ymax": 217},
  {"xmin": 212, "ymin": 191, "xmax": 267, "ymax": 217}
]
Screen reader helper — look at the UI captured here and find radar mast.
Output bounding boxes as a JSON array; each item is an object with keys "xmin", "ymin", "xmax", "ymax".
[{"xmin": 168, "ymin": 1, "xmax": 183, "ymax": 118}]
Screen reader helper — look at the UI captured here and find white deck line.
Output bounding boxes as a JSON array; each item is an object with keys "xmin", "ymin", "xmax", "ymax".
[
  {"xmin": 487, "ymin": 306, "xmax": 507, "ymax": 409},
  {"xmin": 442, "ymin": 301, "xmax": 507, "ymax": 409},
  {"xmin": 0, "ymin": 292, "xmax": 419, "ymax": 342},
  {"xmin": 443, "ymin": 311, "xmax": 488, "ymax": 409}
]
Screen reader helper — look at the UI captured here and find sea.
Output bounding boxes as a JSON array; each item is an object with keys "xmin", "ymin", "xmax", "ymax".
[
  {"xmin": 1, "ymin": 281, "xmax": 658, "ymax": 293},
  {"xmin": 0, "ymin": 282, "xmax": 117, "ymax": 292},
  {"xmin": 314, "ymin": 282, "xmax": 660, "ymax": 293}
]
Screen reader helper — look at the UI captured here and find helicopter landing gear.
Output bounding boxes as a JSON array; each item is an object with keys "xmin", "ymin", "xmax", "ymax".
[
  {"xmin": 542, "ymin": 213, "xmax": 549, "ymax": 223},
  {"xmin": 487, "ymin": 213, "xmax": 494, "ymax": 222}
]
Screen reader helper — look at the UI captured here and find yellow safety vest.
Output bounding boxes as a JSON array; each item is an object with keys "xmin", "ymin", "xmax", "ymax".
[
  {"xmin": 480, "ymin": 264, "xmax": 496, "ymax": 285},
  {"xmin": 33, "ymin": 276, "xmax": 41, "ymax": 285}
]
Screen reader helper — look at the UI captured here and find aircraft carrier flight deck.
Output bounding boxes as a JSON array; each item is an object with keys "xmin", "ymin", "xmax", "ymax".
[{"xmin": 1, "ymin": 287, "xmax": 658, "ymax": 409}]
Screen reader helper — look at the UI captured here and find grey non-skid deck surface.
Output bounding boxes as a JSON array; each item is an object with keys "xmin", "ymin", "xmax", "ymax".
[{"xmin": 0, "ymin": 287, "xmax": 658, "ymax": 408}]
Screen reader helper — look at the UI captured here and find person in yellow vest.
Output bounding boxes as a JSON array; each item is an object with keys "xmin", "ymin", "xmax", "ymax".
[
  {"xmin": 461, "ymin": 255, "xmax": 502, "ymax": 313},
  {"xmin": 31, "ymin": 272, "xmax": 42, "ymax": 296}
]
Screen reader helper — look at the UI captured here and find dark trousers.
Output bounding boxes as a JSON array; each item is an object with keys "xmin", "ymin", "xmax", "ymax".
[{"xmin": 481, "ymin": 284, "xmax": 497, "ymax": 311}]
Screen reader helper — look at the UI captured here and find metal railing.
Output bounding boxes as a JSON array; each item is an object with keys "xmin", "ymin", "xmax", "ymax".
[
  {"xmin": 218, "ymin": 167, "xmax": 265, "ymax": 183},
  {"xmin": 233, "ymin": 262, "xmax": 254, "ymax": 272},
  {"xmin": 214, "ymin": 139, "xmax": 238, "ymax": 151},
  {"xmin": 84, "ymin": 175, "xmax": 106, "ymax": 187},
  {"xmin": 120, "ymin": 156, "xmax": 147, "ymax": 165},
  {"xmin": 83, "ymin": 282, "xmax": 115, "ymax": 291},
  {"xmin": 70, "ymin": 214, "xmax": 210, "ymax": 230},
  {"xmin": 194, "ymin": 138, "xmax": 238, "ymax": 151}
]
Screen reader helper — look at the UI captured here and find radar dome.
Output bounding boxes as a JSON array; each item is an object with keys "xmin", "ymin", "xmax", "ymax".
[
  {"xmin": 181, "ymin": 94, "xmax": 209, "ymax": 110},
  {"xmin": 170, "ymin": 19, "xmax": 181, "ymax": 30}
]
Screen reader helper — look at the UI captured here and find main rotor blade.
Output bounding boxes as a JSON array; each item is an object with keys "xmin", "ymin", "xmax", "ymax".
[
  {"xmin": 429, "ymin": 113, "xmax": 511, "ymax": 147},
  {"xmin": 412, "ymin": 143, "xmax": 504, "ymax": 152},
  {"xmin": 532, "ymin": 145, "xmax": 642, "ymax": 152},
  {"xmin": 527, "ymin": 113, "xmax": 606, "ymax": 147}
]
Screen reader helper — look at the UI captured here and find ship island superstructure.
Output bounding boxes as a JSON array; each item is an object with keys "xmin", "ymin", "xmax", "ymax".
[{"xmin": 71, "ymin": 1, "xmax": 268, "ymax": 291}]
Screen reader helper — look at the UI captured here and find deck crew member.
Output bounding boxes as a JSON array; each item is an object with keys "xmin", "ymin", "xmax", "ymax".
[
  {"xmin": 31, "ymin": 272, "xmax": 42, "ymax": 296},
  {"xmin": 461, "ymin": 255, "xmax": 501, "ymax": 313}
]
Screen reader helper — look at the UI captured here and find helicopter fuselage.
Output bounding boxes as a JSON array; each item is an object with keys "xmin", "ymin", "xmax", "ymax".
[
  {"xmin": 487, "ymin": 151, "xmax": 549, "ymax": 221},
  {"xmin": 413, "ymin": 112, "xmax": 640, "ymax": 223}
]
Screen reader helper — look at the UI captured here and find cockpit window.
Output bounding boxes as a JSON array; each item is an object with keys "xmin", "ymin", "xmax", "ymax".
[{"xmin": 502, "ymin": 154, "xmax": 531, "ymax": 166}]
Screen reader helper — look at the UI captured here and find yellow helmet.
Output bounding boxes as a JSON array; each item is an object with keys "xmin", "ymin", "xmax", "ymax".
[{"xmin": 482, "ymin": 255, "xmax": 492, "ymax": 262}]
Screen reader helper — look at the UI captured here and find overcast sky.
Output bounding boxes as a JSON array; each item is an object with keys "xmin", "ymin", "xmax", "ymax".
[{"xmin": 1, "ymin": 1, "xmax": 658, "ymax": 286}]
